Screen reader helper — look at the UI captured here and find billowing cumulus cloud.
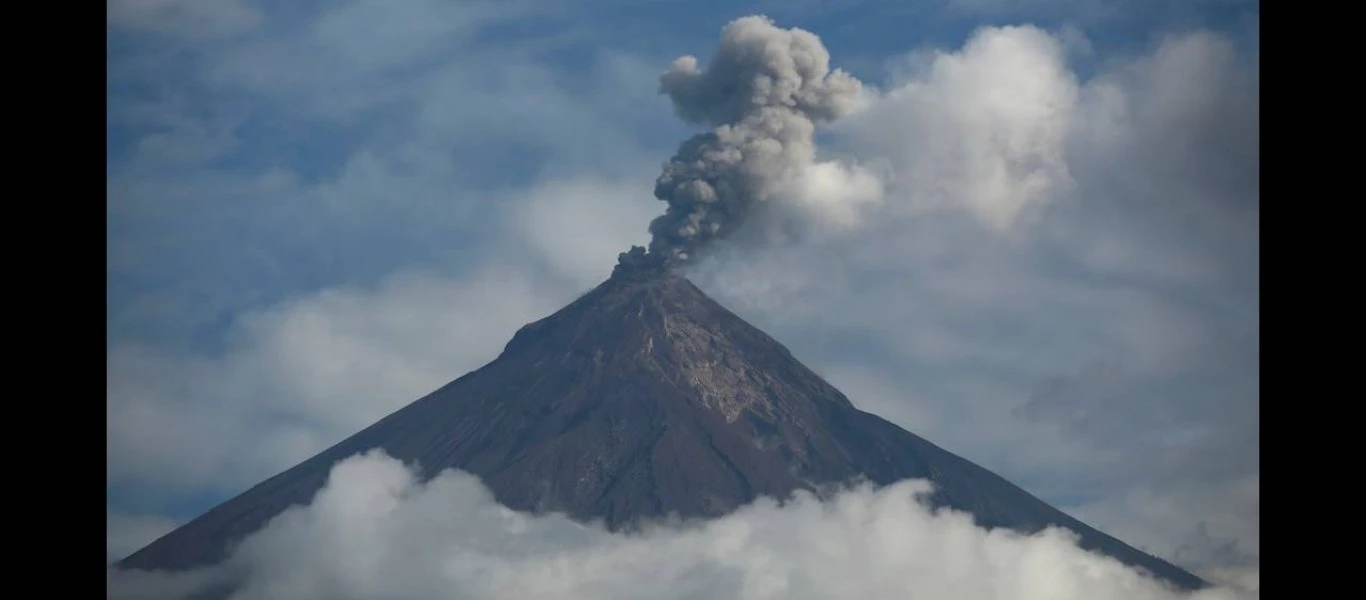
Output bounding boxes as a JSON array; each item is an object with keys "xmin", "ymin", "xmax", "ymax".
[
  {"xmin": 637, "ymin": 16, "xmax": 881, "ymax": 268},
  {"xmin": 837, "ymin": 24, "xmax": 1079, "ymax": 231},
  {"xmin": 686, "ymin": 21, "xmax": 1258, "ymax": 587},
  {"xmin": 109, "ymin": 450, "xmax": 1256, "ymax": 600}
]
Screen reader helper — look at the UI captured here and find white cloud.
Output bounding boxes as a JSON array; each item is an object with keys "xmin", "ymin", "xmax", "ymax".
[
  {"xmin": 1201, "ymin": 566, "xmax": 1259, "ymax": 595},
  {"xmin": 820, "ymin": 365, "xmax": 941, "ymax": 433},
  {"xmin": 1069, "ymin": 475, "xmax": 1260, "ymax": 579},
  {"xmin": 108, "ymin": 513, "xmax": 180, "ymax": 564},
  {"xmin": 108, "ymin": 0, "xmax": 264, "ymax": 40},
  {"xmin": 107, "ymin": 0, "xmax": 672, "ymax": 341},
  {"xmin": 107, "ymin": 164, "xmax": 661, "ymax": 502},
  {"xmin": 107, "ymin": 265, "xmax": 577, "ymax": 498},
  {"xmin": 308, "ymin": 0, "xmax": 530, "ymax": 74},
  {"xmin": 107, "ymin": 0, "xmax": 674, "ymax": 506},
  {"xmin": 1070, "ymin": 29, "xmax": 1258, "ymax": 219},
  {"xmin": 687, "ymin": 23, "xmax": 1258, "ymax": 579},
  {"xmin": 108, "ymin": 8, "xmax": 1257, "ymax": 591},
  {"xmin": 108, "ymin": 450, "xmax": 1256, "ymax": 600},
  {"xmin": 777, "ymin": 160, "xmax": 886, "ymax": 232},
  {"xmin": 514, "ymin": 177, "xmax": 661, "ymax": 288},
  {"xmin": 839, "ymin": 25, "xmax": 1079, "ymax": 231},
  {"xmin": 195, "ymin": 1, "xmax": 556, "ymax": 120}
]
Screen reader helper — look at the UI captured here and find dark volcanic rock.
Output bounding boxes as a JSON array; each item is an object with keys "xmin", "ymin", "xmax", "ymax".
[{"xmin": 117, "ymin": 264, "xmax": 1206, "ymax": 591}]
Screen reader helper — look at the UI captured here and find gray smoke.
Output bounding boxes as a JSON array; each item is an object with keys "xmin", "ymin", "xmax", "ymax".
[{"xmin": 620, "ymin": 16, "xmax": 865, "ymax": 270}]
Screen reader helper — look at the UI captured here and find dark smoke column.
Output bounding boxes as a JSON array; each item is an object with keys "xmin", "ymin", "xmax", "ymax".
[{"xmin": 620, "ymin": 16, "xmax": 864, "ymax": 272}]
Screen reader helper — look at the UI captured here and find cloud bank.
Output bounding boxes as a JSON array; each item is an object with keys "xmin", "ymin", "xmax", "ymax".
[
  {"xmin": 109, "ymin": 450, "xmax": 1256, "ymax": 600},
  {"xmin": 683, "ymin": 19, "xmax": 1258, "ymax": 584}
]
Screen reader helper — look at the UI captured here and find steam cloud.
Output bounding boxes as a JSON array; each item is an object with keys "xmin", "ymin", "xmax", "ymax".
[
  {"xmin": 621, "ymin": 16, "xmax": 874, "ymax": 271},
  {"xmin": 108, "ymin": 450, "xmax": 1257, "ymax": 600}
]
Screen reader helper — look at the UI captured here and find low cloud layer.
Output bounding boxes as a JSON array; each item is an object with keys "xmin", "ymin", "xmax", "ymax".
[{"xmin": 109, "ymin": 450, "xmax": 1256, "ymax": 600}]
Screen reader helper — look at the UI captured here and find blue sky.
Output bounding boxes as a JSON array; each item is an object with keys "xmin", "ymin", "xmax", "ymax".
[{"xmin": 107, "ymin": 0, "xmax": 1259, "ymax": 591}]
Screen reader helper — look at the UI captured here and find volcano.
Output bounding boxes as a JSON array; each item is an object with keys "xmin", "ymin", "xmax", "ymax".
[{"xmin": 115, "ymin": 256, "xmax": 1206, "ymax": 591}]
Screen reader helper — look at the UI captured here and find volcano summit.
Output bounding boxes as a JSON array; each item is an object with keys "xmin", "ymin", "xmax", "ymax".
[{"xmin": 116, "ymin": 251, "xmax": 1206, "ymax": 591}]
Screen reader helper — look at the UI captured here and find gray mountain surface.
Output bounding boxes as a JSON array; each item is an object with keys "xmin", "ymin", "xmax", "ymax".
[{"xmin": 116, "ymin": 260, "xmax": 1206, "ymax": 591}]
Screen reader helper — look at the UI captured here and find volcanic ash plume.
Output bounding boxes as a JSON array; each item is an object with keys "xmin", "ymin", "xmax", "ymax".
[{"xmin": 619, "ymin": 15, "xmax": 870, "ymax": 272}]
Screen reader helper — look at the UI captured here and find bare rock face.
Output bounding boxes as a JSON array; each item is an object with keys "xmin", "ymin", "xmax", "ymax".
[{"xmin": 116, "ymin": 266, "xmax": 1206, "ymax": 591}]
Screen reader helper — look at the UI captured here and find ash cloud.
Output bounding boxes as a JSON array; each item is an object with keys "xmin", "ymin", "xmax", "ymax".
[
  {"xmin": 623, "ymin": 15, "xmax": 876, "ymax": 271},
  {"xmin": 109, "ymin": 450, "xmax": 1257, "ymax": 600}
]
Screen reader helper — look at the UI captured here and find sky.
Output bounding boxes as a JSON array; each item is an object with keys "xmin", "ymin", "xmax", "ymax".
[{"xmin": 107, "ymin": 0, "xmax": 1259, "ymax": 597}]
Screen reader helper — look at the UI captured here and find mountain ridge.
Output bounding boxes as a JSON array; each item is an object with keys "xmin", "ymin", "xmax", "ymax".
[{"xmin": 116, "ymin": 264, "xmax": 1206, "ymax": 591}]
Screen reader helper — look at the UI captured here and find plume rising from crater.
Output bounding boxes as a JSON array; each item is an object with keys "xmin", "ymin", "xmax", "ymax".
[{"xmin": 625, "ymin": 15, "xmax": 878, "ymax": 271}]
